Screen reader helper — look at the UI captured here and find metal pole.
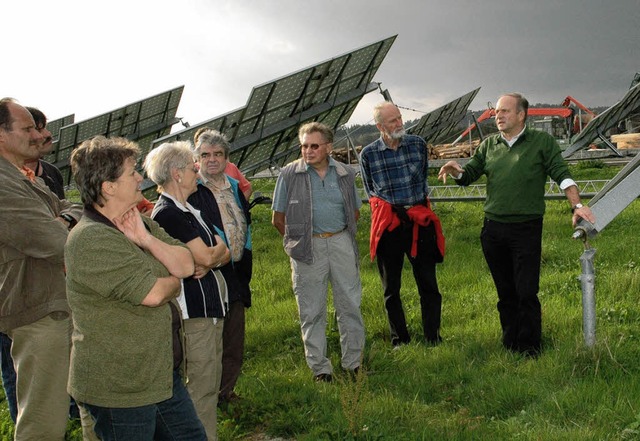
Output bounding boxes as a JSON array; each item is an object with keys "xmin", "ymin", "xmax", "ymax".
[{"xmin": 578, "ymin": 247, "xmax": 597, "ymax": 347}]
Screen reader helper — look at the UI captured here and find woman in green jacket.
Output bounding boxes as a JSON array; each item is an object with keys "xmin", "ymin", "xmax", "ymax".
[{"xmin": 65, "ymin": 136, "xmax": 206, "ymax": 441}]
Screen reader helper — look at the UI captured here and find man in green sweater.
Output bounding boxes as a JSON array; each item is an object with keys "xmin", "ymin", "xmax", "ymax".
[{"xmin": 438, "ymin": 92, "xmax": 595, "ymax": 357}]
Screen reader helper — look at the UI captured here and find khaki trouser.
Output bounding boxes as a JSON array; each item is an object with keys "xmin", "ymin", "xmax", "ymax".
[
  {"xmin": 8, "ymin": 313, "xmax": 72, "ymax": 441},
  {"xmin": 78, "ymin": 404, "xmax": 100, "ymax": 441},
  {"xmin": 183, "ymin": 317, "xmax": 224, "ymax": 441}
]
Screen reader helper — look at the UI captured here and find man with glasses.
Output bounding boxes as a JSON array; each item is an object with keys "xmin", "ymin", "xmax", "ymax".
[
  {"xmin": 272, "ymin": 122, "xmax": 365, "ymax": 382},
  {"xmin": 360, "ymin": 102, "xmax": 445, "ymax": 349}
]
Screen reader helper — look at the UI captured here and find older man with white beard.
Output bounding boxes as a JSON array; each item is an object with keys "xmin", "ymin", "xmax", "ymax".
[{"xmin": 360, "ymin": 102, "xmax": 445, "ymax": 349}]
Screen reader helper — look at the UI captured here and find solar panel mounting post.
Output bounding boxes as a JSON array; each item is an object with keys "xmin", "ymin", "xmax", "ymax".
[{"xmin": 570, "ymin": 152, "xmax": 640, "ymax": 347}]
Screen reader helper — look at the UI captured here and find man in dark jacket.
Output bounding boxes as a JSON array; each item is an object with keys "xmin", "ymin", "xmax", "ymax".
[{"xmin": 189, "ymin": 129, "xmax": 252, "ymax": 404}]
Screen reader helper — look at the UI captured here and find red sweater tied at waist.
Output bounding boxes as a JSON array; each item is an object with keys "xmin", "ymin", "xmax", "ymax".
[{"xmin": 369, "ymin": 196, "xmax": 445, "ymax": 261}]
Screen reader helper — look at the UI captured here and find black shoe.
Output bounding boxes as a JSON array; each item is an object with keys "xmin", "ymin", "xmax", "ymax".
[
  {"xmin": 346, "ymin": 366, "xmax": 363, "ymax": 381},
  {"xmin": 520, "ymin": 345, "xmax": 541, "ymax": 359},
  {"xmin": 314, "ymin": 373, "xmax": 333, "ymax": 383},
  {"xmin": 391, "ymin": 337, "xmax": 410, "ymax": 348},
  {"xmin": 426, "ymin": 335, "xmax": 443, "ymax": 346},
  {"xmin": 222, "ymin": 391, "xmax": 242, "ymax": 403}
]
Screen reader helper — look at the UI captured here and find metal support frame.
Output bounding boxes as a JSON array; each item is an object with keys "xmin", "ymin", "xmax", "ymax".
[
  {"xmin": 571, "ymin": 153, "xmax": 640, "ymax": 346},
  {"xmin": 427, "ymin": 179, "xmax": 610, "ymax": 202},
  {"xmin": 594, "ymin": 129, "xmax": 623, "ymax": 157},
  {"xmin": 573, "ymin": 154, "xmax": 640, "ymax": 239},
  {"xmin": 471, "ymin": 113, "xmax": 485, "ymax": 142},
  {"xmin": 341, "ymin": 125, "xmax": 361, "ymax": 165}
]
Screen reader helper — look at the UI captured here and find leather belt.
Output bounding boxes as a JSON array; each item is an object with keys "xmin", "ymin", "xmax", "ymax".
[{"xmin": 313, "ymin": 229, "xmax": 345, "ymax": 238}]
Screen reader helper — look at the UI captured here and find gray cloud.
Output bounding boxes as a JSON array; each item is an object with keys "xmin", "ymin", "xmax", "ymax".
[{"xmin": 4, "ymin": 0, "xmax": 638, "ymax": 127}]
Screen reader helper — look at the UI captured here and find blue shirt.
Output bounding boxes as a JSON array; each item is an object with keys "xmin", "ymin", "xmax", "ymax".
[
  {"xmin": 359, "ymin": 134, "xmax": 429, "ymax": 206},
  {"xmin": 272, "ymin": 158, "xmax": 361, "ymax": 234}
]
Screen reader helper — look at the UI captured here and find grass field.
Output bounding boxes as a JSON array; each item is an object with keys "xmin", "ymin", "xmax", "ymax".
[{"xmin": 2, "ymin": 162, "xmax": 640, "ymax": 440}]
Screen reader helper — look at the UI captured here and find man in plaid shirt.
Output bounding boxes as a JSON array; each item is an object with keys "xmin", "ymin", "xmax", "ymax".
[{"xmin": 360, "ymin": 102, "xmax": 444, "ymax": 348}]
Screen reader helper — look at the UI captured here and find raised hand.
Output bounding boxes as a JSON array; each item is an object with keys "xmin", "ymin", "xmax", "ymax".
[
  {"xmin": 113, "ymin": 207, "xmax": 151, "ymax": 248},
  {"xmin": 437, "ymin": 160, "xmax": 463, "ymax": 184}
]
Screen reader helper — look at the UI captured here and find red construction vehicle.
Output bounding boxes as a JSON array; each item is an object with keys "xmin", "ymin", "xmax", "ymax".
[
  {"xmin": 561, "ymin": 95, "xmax": 597, "ymax": 134},
  {"xmin": 453, "ymin": 96, "xmax": 596, "ymax": 145}
]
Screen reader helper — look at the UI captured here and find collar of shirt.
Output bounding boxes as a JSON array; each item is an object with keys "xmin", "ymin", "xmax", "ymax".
[
  {"xmin": 501, "ymin": 126, "xmax": 526, "ymax": 148},
  {"xmin": 161, "ymin": 191, "xmax": 196, "ymax": 213},
  {"xmin": 305, "ymin": 156, "xmax": 338, "ymax": 172},
  {"xmin": 20, "ymin": 166, "xmax": 37, "ymax": 183},
  {"xmin": 160, "ymin": 192, "xmax": 213, "ymax": 237},
  {"xmin": 375, "ymin": 135, "xmax": 404, "ymax": 151},
  {"xmin": 199, "ymin": 173, "xmax": 230, "ymax": 190}
]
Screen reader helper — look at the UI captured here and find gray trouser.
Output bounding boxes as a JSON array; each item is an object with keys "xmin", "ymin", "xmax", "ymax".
[{"xmin": 291, "ymin": 231, "xmax": 365, "ymax": 375}]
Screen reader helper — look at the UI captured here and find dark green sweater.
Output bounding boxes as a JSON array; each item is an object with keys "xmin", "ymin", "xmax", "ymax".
[
  {"xmin": 65, "ymin": 213, "xmax": 185, "ymax": 407},
  {"xmin": 456, "ymin": 128, "xmax": 572, "ymax": 222}
]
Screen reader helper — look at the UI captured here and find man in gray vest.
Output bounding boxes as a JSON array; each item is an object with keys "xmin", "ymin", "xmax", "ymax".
[{"xmin": 272, "ymin": 122, "xmax": 365, "ymax": 382}]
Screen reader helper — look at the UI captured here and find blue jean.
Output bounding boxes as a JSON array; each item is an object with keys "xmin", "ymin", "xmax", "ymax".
[
  {"xmin": 83, "ymin": 370, "xmax": 206, "ymax": 441},
  {"xmin": 0, "ymin": 332, "xmax": 17, "ymax": 422}
]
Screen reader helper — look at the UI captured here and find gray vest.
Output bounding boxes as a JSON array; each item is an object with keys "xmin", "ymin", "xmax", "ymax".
[{"xmin": 280, "ymin": 158, "xmax": 359, "ymax": 265}]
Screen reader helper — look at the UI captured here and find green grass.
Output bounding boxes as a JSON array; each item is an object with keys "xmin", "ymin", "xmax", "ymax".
[{"xmin": 3, "ymin": 163, "xmax": 640, "ymax": 440}]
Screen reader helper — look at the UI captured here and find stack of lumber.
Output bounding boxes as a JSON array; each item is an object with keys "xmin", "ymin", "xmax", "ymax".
[
  {"xmin": 611, "ymin": 133, "xmax": 640, "ymax": 149},
  {"xmin": 331, "ymin": 146, "xmax": 362, "ymax": 164},
  {"xmin": 428, "ymin": 140, "xmax": 480, "ymax": 160}
]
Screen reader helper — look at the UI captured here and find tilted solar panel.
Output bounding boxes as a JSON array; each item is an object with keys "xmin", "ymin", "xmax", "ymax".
[
  {"xmin": 407, "ymin": 87, "xmax": 481, "ymax": 145},
  {"xmin": 51, "ymin": 86, "xmax": 184, "ymax": 185},
  {"xmin": 151, "ymin": 36, "xmax": 397, "ymax": 180},
  {"xmin": 563, "ymin": 83, "xmax": 640, "ymax": 158}
]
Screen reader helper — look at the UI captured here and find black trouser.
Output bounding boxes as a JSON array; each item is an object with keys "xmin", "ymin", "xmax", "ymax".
[
  {"xmin": 480, "ymin": 217, "xmax": 543, "ymax": 354},
  {"xmin": 376, "ymin": 222, "xmax": 442, "ymax": 345},
  {"xmin": 219, "ymin": 300, "xmax": 245, "ymax": 400}
]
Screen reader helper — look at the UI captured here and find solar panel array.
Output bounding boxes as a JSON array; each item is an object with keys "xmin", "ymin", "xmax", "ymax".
[
  {"xmin": 48, "ymin": 86, "xmax": 184, "ymax": 185},
  {"xmin": 152, "ymin": 36, "xmax": 397, "ymax": 178},
  {"xmin": 407, "ymin": 87, "xmax": 481, "ymax": 144},
  {"xmin": 563, "ymin": 83, "xmax": 640, "ymax": 158},
  {"xmin": 41, "ymin": 114, "xmax": 75, "ymax": 160}
]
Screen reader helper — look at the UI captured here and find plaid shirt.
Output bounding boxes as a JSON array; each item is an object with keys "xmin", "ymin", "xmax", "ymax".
[{"xmin": 360, "ymin": 134, "xmax": 429, "ymax": 206}]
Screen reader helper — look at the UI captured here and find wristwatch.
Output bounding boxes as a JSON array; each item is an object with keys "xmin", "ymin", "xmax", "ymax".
[
  {"xmin": 60, "ymin": 213, "xmax": 77, "ymax": 229},
  {"xmin": 571, "ymin": 203, "xmax": 584, "ymax": 214}
]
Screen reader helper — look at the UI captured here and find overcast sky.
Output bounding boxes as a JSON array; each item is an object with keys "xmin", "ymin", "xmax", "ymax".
[{"xmin": 4, "ymin": 0, "xmax": 639, "ymax": 129}]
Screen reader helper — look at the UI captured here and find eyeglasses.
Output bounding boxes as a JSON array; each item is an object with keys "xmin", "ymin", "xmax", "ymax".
[{"xmin": 300, "ymin": 142, "xmax": 329, "ymax": 150}]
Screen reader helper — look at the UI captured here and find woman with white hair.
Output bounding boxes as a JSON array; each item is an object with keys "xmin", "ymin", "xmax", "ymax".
[{"xmin": 144, "ymin": 141, "xmax": 230, "ymax": 440}]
